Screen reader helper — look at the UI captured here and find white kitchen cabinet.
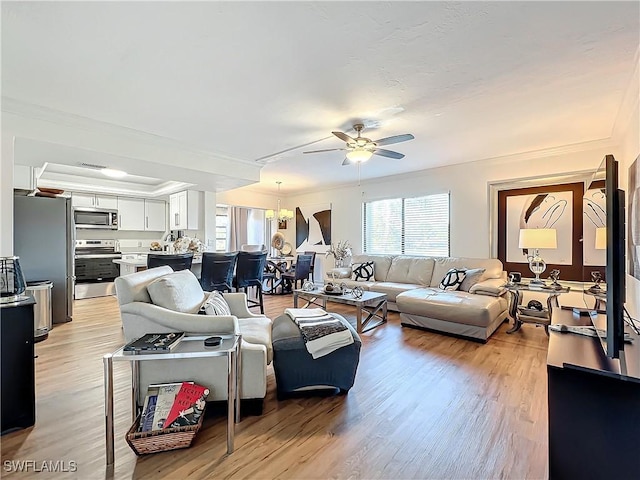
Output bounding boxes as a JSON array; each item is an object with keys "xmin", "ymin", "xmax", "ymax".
[
  {"xmin": 169, "ymin": 191, "xmax": 199, "ymax": 230},
  {"xmin": 71, "ymin": 193, "xmax": 95, "ymax": 208},
  {"xmin": 117, "ymin": 197, "xmax": 145, "ymax": 231},
  {"xmin": 14, "ymin": 165, "xmax": 34, "ymax": 190},
  {"xmin": 95, "ymin": 195, "xmax": 118, "ymax": 209},
  {"xmin": 144, "ymin": 199, "xmax": 166, "ymax": 231},
  {"xmin": 72, "ymin": 193, "xmax": 118, "ymax": 209}
]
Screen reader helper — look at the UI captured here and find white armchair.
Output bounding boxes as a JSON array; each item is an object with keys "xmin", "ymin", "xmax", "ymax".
[{"xmin": 114, "ymin": 266, "xmax": 272, "ymax": 411}]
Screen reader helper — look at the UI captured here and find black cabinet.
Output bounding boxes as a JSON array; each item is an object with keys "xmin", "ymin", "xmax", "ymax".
[
  {"xmin": 1, "ymin": 297, "xmax": 36, "ymax": 434},
  {"xmin": 547, "ymin": 310, "xmax": 640, "ymax": 479}
]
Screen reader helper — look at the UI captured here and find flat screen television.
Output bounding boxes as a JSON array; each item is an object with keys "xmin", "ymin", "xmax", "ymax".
[{"xmin": 586, "ymin": 154, "xmax": 626, "ymax": 358}]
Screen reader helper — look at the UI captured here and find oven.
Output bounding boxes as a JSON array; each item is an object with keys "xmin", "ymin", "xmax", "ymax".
[
  {"xmin": 74, "ymin": 240, "xmax": 122, "ymax": 299},
  {"xmin": 74, "ymin": 208, "xmax": 118, "ymax": 230}
]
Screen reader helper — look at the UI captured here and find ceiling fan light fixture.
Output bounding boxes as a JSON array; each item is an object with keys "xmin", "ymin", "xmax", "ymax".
[
  {"xmin": 346, "ymin": 148, "xmax": 373, "ymax": 163},
  {"xmin": 101, "ymin": 168, "xmax": 127, "ymax": 178}
]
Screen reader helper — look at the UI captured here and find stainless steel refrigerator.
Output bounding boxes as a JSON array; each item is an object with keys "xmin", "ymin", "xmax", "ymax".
[{"xmin": 13, "ymin": 195, "xmax": 74, "ymax": 324}]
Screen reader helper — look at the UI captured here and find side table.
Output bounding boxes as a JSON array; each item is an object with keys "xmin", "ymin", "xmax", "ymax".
[
  {"xmin": 103, "ymin": 334, "xmax": 241, "ymax": 466},
  {"xmin": 505, "ymin": 282, "xmax": 570, "ymax": 334},
  {"xmin": 583, "ymin": 288, "xmax": 606, "ymax": 310}
]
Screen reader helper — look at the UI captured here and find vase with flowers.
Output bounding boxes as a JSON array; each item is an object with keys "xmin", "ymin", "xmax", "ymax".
[{"xmin": 326, "ymin": 240, "xmax": 352, "ymax": 268}]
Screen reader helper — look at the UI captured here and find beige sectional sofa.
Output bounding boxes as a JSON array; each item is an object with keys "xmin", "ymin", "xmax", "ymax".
[{"xmin": 325, "ymin": 254, "xmax": 509, "ymax": 342}]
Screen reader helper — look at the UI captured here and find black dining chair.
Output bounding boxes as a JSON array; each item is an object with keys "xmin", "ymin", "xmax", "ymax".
[
  {"xmin": 303, "ymin": 251, "xmax": 317, "ymax": 282},
  {"xmin": 147, "ymin": 253, "xmax": 194, "ymax": 271},
  {"xmin": 234, "ymin": 251, "xmax": 267, "ymax": 313},
  {"xmin": 281, "ymin": 254, "xmax": 313, "ymax": 293},
  {"xmin": 200, "ymin": 252, "xmax": 238, "ymax": 292}
]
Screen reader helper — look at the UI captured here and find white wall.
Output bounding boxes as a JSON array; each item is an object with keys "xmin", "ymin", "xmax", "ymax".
[
  {"xmin": 217, "ymin": 188, "xmax": 278, "ymax": 210},
  {"xmin": 287, "ymin": 145, "xmax": 615, "ymax": 252},
  {"xmin": 616, "ymin": 61, "xmax": 640, "ymax": 319},
  {"xmin": 0, "ymin": 134, "xmax": 14, "ymax": 255}
]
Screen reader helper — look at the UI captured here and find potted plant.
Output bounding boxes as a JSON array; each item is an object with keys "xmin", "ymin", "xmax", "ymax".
[{"xmin": 326, "ymin": 240, "xmax": 352, "ymax": 268}]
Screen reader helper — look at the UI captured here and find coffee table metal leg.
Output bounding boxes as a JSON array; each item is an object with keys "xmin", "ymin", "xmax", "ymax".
[
  {"xmin": 103, "ymin": 354, "xmax": 114, "ymax": 466},
  {"xmin": 356, "ymin": 307, "xmax": 363, "ymax": 333},
  {"xmin": 293, "ymin": 291, "xmax": 298, "ymax": 307},
  {"xmin": 360, "ymin": 300, "xmax": 388, "ymax": 332}
]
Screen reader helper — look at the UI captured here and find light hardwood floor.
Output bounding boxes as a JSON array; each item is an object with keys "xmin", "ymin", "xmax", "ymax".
[{"xmin": 1, "ymin": 293, "xmax": 550, "ymax": 479}]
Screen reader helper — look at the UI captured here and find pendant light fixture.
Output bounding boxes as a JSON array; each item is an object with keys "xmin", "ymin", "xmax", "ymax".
[{"xmin": 265, "ymin": 181, "xmax": 294, "ymax": 222}]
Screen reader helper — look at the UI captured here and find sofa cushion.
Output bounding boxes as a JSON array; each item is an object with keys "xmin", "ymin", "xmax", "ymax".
[
  {"xmin": 332, "ymin": 278, "xmax": 375, "ymax": 291},
  {"xmin": 238, "ymin": 317, "xmax": 273, "ymax": 364},
  {"xmin": 386, "ymin": 256, "xmax": 435, "ymax": 285},
  {"xmin": 430, "ymin": 257, "xmax": 504, "ymax": 287},
  {"xmin": 460, "ymin": 268, "xmax": 486, "ymax": 292},
  {"xmin": 115, "ymin": 265, "xmax": 173, "ymax": 305},
  {"xmin": 439, "ymin": 268, "xmax": 467, "ymax": 291},
  {"xmin": 147, "ymin": 270, "xmax": 205, "ymax": 314},
  {"xmin": 352, "ymin": 262, "xmax": 375, "ymax": 281},
  {"xmin": 201, "ymin": 290, "xmax": 232, "ymax": 316},
  {"xmin": 351, "ymin": 254, "xmax": 394, "ymax": 281},
  {"xmin": 371, "ymin": 282, "xmax": 423, "ymax": 302},
  {"xmin": 396, "ymin": 288, "xmax": 508, "ymax": 328}
]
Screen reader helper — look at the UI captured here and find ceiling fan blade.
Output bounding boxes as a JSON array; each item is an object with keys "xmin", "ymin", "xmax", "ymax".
[
  {"xmin": 303, "ymin": 148, "xmax": 346, "ymax": 154},
  {"xmin": 332, "ymin": 131, "xmax": 355, "ymax": 143},
  {"xmin": 373, "ymin": 133, "xmax": 415, "ymax": 146},
  {"xmin": 373, "ymin": 148, "xmax": 405, "ymax": 159},
  {"xmin": 342, "ymin": 158, "xmax": 353, "ymax": 166}
]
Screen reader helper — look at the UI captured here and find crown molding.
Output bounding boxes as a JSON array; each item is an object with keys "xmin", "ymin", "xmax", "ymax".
[
  {"xmin": 1, "ymin": 97, "xmax": 257, "ymax": 167},
  {"xmin": 37, "ymin": 176, "xmax": 194, "ymax": 198}
]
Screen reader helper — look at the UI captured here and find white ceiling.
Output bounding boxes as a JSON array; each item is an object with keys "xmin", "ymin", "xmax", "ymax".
[{"xmin": 2, "ymin": 2, "xmax": 639, "ymax": 195}]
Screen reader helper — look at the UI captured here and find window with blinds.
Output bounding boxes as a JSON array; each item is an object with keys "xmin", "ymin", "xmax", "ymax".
[
  {"xmin": 363, "ymin": 193, "xmax": 449, "ymax": 256},
  {"xmin": 215, "ymin": 205, "xmax": 228, "ymax": 251}
]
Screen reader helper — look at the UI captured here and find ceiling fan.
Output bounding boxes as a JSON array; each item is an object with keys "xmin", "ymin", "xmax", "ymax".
[{"xmin": 303, "ymin": 123, "xmax": 414, "ymax": 165}]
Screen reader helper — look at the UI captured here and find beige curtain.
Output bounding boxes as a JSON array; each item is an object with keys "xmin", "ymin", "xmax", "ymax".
[{"xmin": 227, "ymin": 207, "xmax": 249, "ymax": 252}]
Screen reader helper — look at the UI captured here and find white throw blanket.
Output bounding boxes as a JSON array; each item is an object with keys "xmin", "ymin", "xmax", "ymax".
[{"xmin": 285, "ymin": 308, "xmax": 354, "ymax": 359}]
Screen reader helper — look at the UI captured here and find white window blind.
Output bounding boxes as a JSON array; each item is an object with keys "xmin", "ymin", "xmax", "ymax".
[
  {"xmin": 215, "ymin": 205, "xmax": 228, "ymax": 251},
  {"xmin": 363, "ymin": 193, "xmax": 449, "ymax": 256}
]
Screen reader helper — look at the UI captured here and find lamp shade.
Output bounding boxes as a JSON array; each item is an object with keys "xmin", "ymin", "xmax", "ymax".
[
  {"xmin": 518, "ymin": 228, "xmax": 558, "ymax": 249},
  {"xmin": 265, "ymin": 209, "xmax": 275, "ymax": 219},
  {"xmin": 595, "ymin": 227, "xmax": 607, "ymax": 250},
  {"xmin": 346, "ymin": 148, "xmax": 373, "ymax": 163}
]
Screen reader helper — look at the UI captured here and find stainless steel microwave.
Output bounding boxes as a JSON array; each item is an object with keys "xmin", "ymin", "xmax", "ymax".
[{"xmin": 73, "ymin": 207, "xmax": 118, "ymax": 229}]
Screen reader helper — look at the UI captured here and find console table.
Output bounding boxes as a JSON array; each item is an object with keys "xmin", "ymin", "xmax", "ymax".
[
  {"xmin": 103, "ymin": 334, "xmax": 241, "ymax": 466},
  {"xmin": 505, "ymin": 282, "xmax": 570, "ymax": 334},
  {"xmin": 547, "ymin": 308, "xmax": 639, "ymax": 479}
]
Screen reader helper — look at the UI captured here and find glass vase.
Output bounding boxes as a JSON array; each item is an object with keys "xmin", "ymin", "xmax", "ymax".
[{"xmin": 335, "ymin": 258, "xmax": 344, "ymax": 268}]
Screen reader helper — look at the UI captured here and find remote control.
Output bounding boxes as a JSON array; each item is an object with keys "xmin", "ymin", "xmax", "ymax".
[{"xmin": 204, "ymin": 336, "xmax": 222, "ymax": 347}]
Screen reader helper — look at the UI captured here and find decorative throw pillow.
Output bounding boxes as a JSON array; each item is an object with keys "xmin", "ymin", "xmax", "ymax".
[
  {"xmin": 459, "ymin": 268, "xmax": 486, "ymax": 292},
  {"xmin": 439, "ymin": 268, "xmax": 467, "ymax": 291},
  {"xmin": 147, "ymin": 270, "xmax": 205, "ymax": 313},
  {"xmin": 201, "ymin": 290, "xmax": 232, "ymax": 316},
  {"xmin": 352, "ymin": 261, "xmax": 375, "ymax": 282}
]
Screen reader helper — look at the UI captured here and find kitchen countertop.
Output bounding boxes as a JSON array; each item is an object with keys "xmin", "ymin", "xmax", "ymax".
[{"xmin": 114, "ymin": 253, "xmax": 203, "ymax": 266}]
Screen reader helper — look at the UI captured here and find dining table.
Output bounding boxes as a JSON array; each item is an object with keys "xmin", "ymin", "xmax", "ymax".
[{"xmin": 263, "ymin": 256, "xmax": 295, "ymax": 294}]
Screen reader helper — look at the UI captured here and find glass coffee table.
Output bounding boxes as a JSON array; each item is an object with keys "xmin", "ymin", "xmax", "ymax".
[
  {"xmin": 293, "ymin": 287, "xmax": 387, "ymax": 333},
  {"xmin": 102, "ymin": 334, "xmax": 241, "ymax": 466}
]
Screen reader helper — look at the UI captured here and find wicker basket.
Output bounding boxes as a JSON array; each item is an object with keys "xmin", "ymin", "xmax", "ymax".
[{"xmin": 125, "ymin": 409, "xmax": 205, "ymax": 455}]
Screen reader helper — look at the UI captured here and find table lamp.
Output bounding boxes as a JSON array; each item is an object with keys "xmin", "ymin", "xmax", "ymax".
[{"xmin": 518, "ymin": 228, "xmax": 557, "ymax": 284}]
